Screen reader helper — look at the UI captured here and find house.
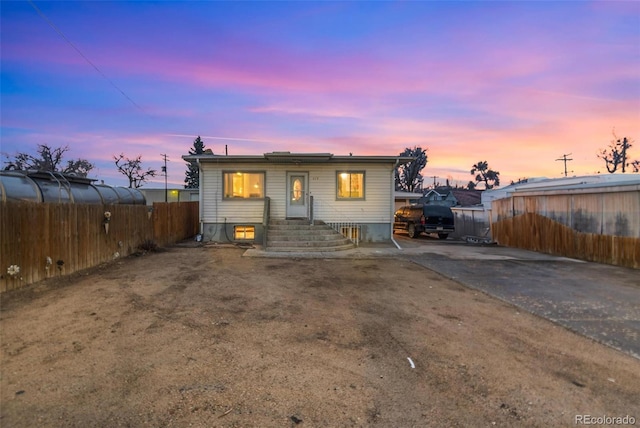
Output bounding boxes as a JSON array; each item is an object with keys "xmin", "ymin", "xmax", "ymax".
[
  {"xmin": 422, "ymin": 189, "xmax": 456, "ymax": 206},
  {"xmin": 421, "ymin": 188, "xmax": 482, "ymax": 207},
  {"xmin": 450, "ymin": 189, "xmax": 482, "ymax": 206},
  {"xmin": 182, "ymin": 151, "xmax": 413, "ymax": 246}
]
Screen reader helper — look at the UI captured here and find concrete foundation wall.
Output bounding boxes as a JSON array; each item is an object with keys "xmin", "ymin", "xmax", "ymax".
[{"xmin": 201, "ymin": 222, "xmax": 390, "ymax": 244}]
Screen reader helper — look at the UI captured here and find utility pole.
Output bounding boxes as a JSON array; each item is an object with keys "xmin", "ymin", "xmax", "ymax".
[
  {"xmin": 429, "ymin": 175, "xmax": 439, "ymax": 188},
  {"xmin": 555, "ymin": 153, "xmax": 573, "ymax": 177},
  {"xmin": 161, "ymin": 153, "xmax": 169, "ymax": 202}
]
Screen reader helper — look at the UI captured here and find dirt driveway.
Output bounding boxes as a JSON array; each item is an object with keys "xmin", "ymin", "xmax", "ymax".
[{"xmin": 1, "ymin": 243, "xmax": 639, "ymax": 427}]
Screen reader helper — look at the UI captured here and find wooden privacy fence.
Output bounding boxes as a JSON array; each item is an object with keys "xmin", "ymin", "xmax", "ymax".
[
  {"xmin": 492, "ymin": 212, "xmax": 640, "ymax": 268},
  {"xmin": 0, "ymin": 201, "xmax": 199, "ymax": 292},
  {"xmin": 152, "ymin": 201, "xmax": 200, "ymax": 247},
  {"xmin": 491, "ymin": 189, "xmax": 640, "ymax": 269}
]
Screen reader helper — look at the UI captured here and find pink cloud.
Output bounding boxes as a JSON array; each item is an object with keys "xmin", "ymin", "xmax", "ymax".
[{"xmin": 3, "ymin": 2, "xmax": 637, "ymax": 189}]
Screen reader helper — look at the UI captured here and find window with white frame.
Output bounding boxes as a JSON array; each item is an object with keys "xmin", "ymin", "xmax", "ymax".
[
  {"xmin": 336, "ymin": 171, "xmax": 365, "ymax": 199},
  {"xmin": 223, "ymin": 172, "xmax": 265, "ymax": 199}
]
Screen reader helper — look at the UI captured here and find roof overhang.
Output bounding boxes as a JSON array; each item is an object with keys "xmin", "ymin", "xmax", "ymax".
[
  {"xmin": 263, "ymin": 152, "xmax": 333, "ymax": 162},
  {"xmin": 183, "ymin": 151, "xmax": 415, "ymax": 165}
]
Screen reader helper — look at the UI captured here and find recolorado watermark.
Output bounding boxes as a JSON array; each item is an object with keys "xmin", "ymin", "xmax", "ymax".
[{"xmin": 575, "ymin": 415, "xmax": 636, "ymax": 425}]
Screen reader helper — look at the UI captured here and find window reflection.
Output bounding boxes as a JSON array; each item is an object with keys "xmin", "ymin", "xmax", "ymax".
[
  {"xmin": 224, "ymin": 172, "xmax": 265, "ymax": 198},
  {"xmin": 337, "ymin": 172, "xmax": 364, "ymax": 199},
  {"xmin": 292, "ymin": 178, "xmax": 302, "ymax": 201}
]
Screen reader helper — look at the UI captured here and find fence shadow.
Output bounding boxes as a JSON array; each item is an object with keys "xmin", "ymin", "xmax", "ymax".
[{"xmin": 492, "ymin": 212, "xmax": 640, "ymax": 269}]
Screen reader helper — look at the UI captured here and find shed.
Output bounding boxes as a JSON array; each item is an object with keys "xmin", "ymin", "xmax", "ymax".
[{"xmin": 0, "ymin": 171, "xmax": 146, "ymax": 205}]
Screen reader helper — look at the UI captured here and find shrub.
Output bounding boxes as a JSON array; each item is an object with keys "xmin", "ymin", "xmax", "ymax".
[{"xmin": 138, "ymin": 239, "xmax": 159, "ymax": 253}]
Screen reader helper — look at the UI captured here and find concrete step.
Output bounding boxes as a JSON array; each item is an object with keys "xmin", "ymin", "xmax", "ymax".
[
  {"xmin": 268, "ymin": 224, "xmax": 331, "ymax": 231},
  {"xmin": 267, "ymin": 235, "xmax": 351, "ymax": 247},
  {"xmin": 268, "ymin": 227, "xmax": 339, "ymax": 236},
  {"xmin": 265, "ymin": 243, "xmax": 355, "ymax": 252},
  {"xmin": 269, "ymin": 219, "xmax": 326, "ymax": 226},
  {"xmin": 265, "ymin": 219, "xmax": 354, "ymax": 252},
  {"xmin": 267, "ymin": 233, "xmax": 351, "ymax": 242}
]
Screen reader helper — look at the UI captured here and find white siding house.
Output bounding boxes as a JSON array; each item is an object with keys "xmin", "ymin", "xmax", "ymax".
[{"xmin": 183, "ymin": 152, "xmax": 413, "ymax": 243}]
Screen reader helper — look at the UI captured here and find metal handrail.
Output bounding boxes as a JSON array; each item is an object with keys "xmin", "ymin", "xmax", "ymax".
[
  {"xmin": 312, "ymin": 197, "xmax": 361, "ymax": 245},
  {"xmin": 326, "ymin": 221, "xmax": 361, "ymax": 246},
  {"xmin": 312, "ymin": 197, "xmax": 352, "ymax": 223},
  {"xmin": 262, "ymin": 197, "xmax": 271, "ymax": 247}
]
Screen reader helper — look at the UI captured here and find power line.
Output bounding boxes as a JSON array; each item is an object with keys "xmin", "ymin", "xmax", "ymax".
[
  {"xmin": 28, "ymin": 0, "xmax": 145, "ymax": 112},
  {"xmin": 161, "ymin": 154, "xmax": 169, "ymax": 202},
  {"xmin": 555, "ymin": 153, "xmax": 573, "ymax": 177}
]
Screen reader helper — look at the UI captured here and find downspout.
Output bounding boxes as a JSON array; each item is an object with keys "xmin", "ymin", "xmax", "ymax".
[
  {"xmin": 390, "ymin": 159, "xmax": 402, "ymax": 250},
  {"xmin": 197, "ymin": 158, "xmax": 204, "ymax": 236}
]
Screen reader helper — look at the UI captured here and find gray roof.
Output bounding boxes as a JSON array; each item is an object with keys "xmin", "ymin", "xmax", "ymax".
[{"xmin": 183, "ymin": 151, "xmax": 414, "ymax": 165}]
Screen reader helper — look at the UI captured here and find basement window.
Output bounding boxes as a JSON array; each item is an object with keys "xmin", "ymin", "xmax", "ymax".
[{"xmin": 234, "ymin": 225, "xmax": 255, "ymax": 240}]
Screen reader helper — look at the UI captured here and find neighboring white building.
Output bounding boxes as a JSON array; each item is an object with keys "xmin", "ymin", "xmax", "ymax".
[
  {"xmin": 482, "ymin": 174, "xmax": 640, "ymax": 210},
  {"xmin": 394, "ymin": 191, "xmax": 424, "ymax": 211},
  {"xmin": 182, "ymin": 151, "xmax": 413, "ymax": 243},
  {"xmin": 138, "ymin": 188, "xmax": 199, "ymax": 205}
]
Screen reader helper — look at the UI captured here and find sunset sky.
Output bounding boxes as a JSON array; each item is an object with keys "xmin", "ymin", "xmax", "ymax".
[{"xmin": 1, "ymin": 1, "xmax": 639, "ymax": 188}]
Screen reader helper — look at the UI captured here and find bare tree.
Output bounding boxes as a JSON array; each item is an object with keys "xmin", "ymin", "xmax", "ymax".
[
  {"xmin": 114, "ymin": 153, "xmax": 157, "ymax": 188},
  {"xmin": 470, "ymin": 161, "xmax": 500, "ymax": 189},
  {"xmin": 597, "ymin": 133, "xmax": 638, "ymax": 173},
  {"xmin": 4, "ymin": 144, "xmax": 94, "ymax": 177},
  {"xmin": 395, "ymin": 146, "xmax": 428, "ymax": 192}
]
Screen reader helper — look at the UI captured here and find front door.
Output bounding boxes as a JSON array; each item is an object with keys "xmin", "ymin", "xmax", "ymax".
[{"xmin": 286, "ymin": 172, "xmax": 308, "ymax": 219}]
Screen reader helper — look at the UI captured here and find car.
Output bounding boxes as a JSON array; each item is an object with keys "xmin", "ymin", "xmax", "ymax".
[{"xmin": 393, "ymin": 204, "xmax": 455, "ymax": 239}]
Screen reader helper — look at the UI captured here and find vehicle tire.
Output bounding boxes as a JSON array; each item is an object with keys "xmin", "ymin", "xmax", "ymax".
[
  {"xmin": 438, "ymin": 233, "xmax": 448, "ymax": 240},
  {"xmin": 408, "ymin": 223, "xmax": 418, "ymax": 238}
]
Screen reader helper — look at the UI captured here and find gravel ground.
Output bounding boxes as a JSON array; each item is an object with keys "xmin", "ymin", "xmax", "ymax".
[{"xmin": 1, "ymin": 243, "xmax": 638, "ymax": 427}]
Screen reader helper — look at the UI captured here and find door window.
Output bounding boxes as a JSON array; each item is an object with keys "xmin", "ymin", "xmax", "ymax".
[{"xmin": 291, "ymin": 177, "xmax": 304, "ymax": 204}]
